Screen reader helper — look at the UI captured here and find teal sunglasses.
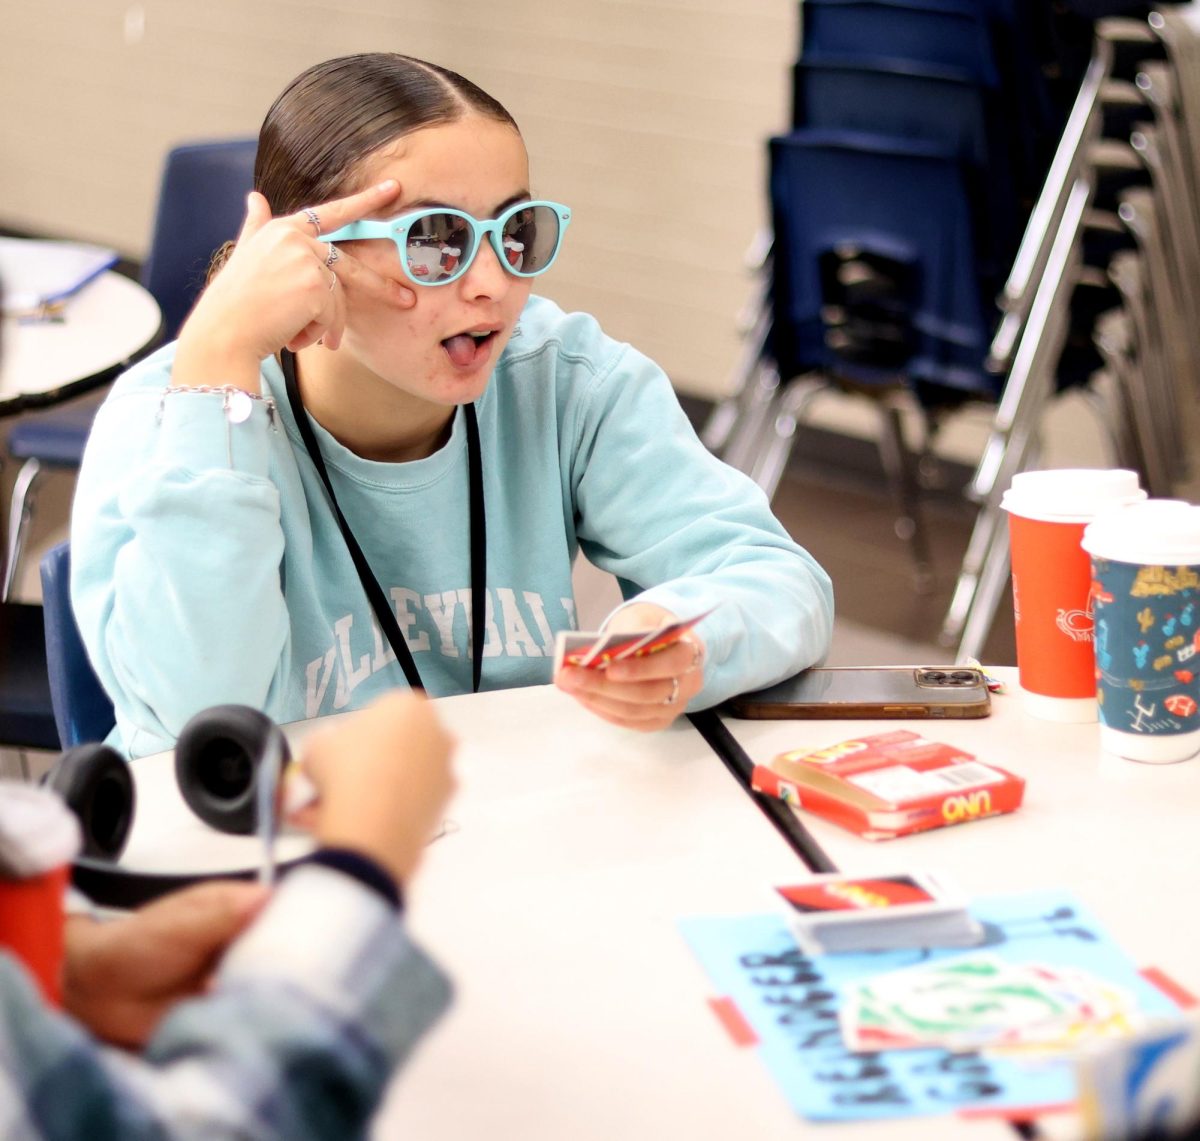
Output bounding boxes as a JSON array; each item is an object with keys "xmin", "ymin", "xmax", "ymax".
[{"xmin": 322, "ymin": 199, "xmax": 572, "ymax": 287}]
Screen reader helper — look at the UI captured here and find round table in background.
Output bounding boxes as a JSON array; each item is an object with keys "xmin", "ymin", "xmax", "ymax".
[{"xmin": 0, "ymin": 271, "xmax": 163, "ymax": 413}]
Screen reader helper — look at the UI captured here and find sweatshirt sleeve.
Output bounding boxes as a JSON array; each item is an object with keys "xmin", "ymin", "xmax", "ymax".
[
  {"xmin": 0, "ymin": 866, "xmax": 451, "ymax": 1141},
  {"xmin": 70, "ymin": 359, "xmax": 293, "ymax": 758},
  {"xmin": 560, "ymin": 325, "xmax": 835, "ymax": 709}
]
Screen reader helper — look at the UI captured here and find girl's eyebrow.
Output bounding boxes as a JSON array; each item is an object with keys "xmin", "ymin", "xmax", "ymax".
[{"xmin": 397, "ymin": 191, "xmax": 533, "ymax": 216}]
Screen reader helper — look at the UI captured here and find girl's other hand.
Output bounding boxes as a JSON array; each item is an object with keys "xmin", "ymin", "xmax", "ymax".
[
  {"xmin": 171, "ymin": 180, "xmax": 415, "ymax": 392},
  {"xmin": 554, "ymin": 602, "xmax": 707, "ymax": 732}
]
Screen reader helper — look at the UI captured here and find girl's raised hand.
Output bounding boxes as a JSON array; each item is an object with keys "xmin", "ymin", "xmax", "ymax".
[{"xmin": 171, "ymin": 180, "xmax": 415, "ymax": 392}]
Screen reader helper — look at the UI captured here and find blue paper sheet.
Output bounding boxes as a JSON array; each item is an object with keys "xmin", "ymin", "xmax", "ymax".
[{"xmin": 679, "ymin": 890, "xmax": 1181, "ymax": 1122}]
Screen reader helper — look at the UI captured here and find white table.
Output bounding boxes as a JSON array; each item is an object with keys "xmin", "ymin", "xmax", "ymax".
[
  {"xmin": 0, "ymin": 270, "xmax": 162, "ymax": 411},
  {"xmin": 719, "ymin": 667, "xmax": 1200, "ymax": 988},
  {"xmin": 121, "ymin": 684, "xmax": 1018, "ymax": 1141}
]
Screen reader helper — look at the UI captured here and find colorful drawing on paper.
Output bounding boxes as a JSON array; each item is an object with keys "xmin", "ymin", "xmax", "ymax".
[{"xmin": 678, "ymin": 891, "xmax": 1183, "ymax": 1122}]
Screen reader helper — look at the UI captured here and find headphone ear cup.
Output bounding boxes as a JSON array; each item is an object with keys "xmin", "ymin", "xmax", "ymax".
[
  {"xmin": 174, "ymin": 705, "xmax": 290, "ymax": 835},
  {"xmin": 43, "ymin": 744, "xmax": 135, "ymax": 861}
]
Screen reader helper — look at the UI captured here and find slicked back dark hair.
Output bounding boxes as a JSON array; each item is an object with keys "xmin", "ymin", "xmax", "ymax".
[{"xmin": 256, "ymin": 53, "xmax": 519, "ymax": 215}]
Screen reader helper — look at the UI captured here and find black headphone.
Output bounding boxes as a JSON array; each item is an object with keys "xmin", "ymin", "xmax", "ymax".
[{"xmin": 43, "ymin": 705, "xmax": 294, "ymax": 909}]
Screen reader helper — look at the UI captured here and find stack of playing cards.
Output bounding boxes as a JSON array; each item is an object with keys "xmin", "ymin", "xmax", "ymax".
[
  {"xmin": 553, "ymin": 609, "xmax": 712, "ymax": 672},
  {"xmin": 839, "ymin": 952, "xmax": 1147, "ymax": 1055},
  {"xmin": 752, "ymin": 730, "xmax": 1025, "ymax": 841},
  {"xmin": 777, "ymin": 871, "xmax": 985, "ymax": 955}
]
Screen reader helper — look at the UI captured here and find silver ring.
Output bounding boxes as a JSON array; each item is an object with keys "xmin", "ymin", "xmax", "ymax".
[
  {"xmin": 303, "ymin": 207, "xmax": 321, "ymax": 235},
  {"xmin": 325, "ymin": 242, "xmax": 339, "ymax": 268},
  {"xmin": 663, "ymin": 676, "xmax": 680, "ymax": 706}
]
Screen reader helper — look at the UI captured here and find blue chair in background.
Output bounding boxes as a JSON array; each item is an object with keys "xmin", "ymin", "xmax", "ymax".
[
  {"xmin": 39, "ymin": 541, "xmax": 114, "ymax": 749},
  {"xmin": 2, "ymin": 138, "xmax": 257, "ymax": 601},
  {"xmin": 138, "ymin": 137, "xmax": 258, "ymax": 339},
  {"xmin": 0, "ymin": 600, "xmax": 60, "ymax": 754},
  {"xmin": 767, "ymin": 128, "xmax": 996, "ymax": 396},
  {"xmin": 719, "ymin": 127, "xmax": 999, "ymax": 588},
  {"xmin": 790, "ymin": 55, "xmax": 1018, "ymax": 288}
]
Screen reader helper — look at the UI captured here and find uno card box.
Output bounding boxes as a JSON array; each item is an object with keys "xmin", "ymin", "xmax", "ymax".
[{"xmin": 751, "ymin": 730, "xmax": 1025, "ymax": 841}]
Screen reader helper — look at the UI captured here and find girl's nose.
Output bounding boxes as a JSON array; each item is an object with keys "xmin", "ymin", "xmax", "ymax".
[{"xmin": 458, "ymin": 235, "xmax": 511, "ymax": 299}]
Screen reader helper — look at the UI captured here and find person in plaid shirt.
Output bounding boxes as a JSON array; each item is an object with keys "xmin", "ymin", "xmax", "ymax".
[{"xmin": 0, "ymin": 692, "xmax": 454, "ymax": 1140}]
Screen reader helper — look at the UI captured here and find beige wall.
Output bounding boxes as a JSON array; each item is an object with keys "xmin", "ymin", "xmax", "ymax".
[{"xmin": 1, "ymin": 1, "xmax": 797, "ymax": 399}]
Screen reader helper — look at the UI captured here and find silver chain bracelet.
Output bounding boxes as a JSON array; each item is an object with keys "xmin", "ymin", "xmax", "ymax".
[{"xmin": 157, "ymin": 384, "xmax": 277, "ymax": 429}]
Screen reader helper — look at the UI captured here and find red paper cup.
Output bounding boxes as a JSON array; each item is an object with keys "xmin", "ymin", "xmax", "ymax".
[
  {"xmin": 0, "ymin": 783, "xmax": 81, "ymax": 1006},
  {"xmin": 1002, "ymin": 469, "xmax": 1146, "ymax": 722}
]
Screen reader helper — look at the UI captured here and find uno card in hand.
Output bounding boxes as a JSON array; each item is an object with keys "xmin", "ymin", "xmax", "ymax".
[
  {"xmin": 553, "ymin": 609, "xmax": 712, "ymax": 672},
  {"xmin": 553, "ymin": 628, "xmax": 641, "ymax": 671},
  {"xmin": 609, "ymin": 611, "xmax": 712, "ymax": 662}
]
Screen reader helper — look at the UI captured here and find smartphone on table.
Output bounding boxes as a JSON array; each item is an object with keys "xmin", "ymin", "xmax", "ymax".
[{"xmin": 724, "ymin": 666, "xmax": 991, "ymax": 720}]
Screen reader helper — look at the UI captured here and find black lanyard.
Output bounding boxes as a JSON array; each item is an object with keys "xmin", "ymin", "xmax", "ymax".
[{"xmin": 280, "ymin": 350, "xmax": 486, "ymax": 693}]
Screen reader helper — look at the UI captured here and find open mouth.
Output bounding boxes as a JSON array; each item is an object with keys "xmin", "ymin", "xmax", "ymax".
[{"xmin": 442, "ymin": 330, "xmax": 499, "ymax": 367}]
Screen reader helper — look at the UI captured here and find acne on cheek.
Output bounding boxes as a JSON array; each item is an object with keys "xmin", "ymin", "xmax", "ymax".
[{"xmin": 399, "ymin": 309, "xmax": 441, "ymax": 348}]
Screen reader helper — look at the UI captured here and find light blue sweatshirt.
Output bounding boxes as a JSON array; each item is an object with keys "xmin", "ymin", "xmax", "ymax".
[{"xmin": 72, "ymin": 296, "xmax": 833, "ymax": 757}]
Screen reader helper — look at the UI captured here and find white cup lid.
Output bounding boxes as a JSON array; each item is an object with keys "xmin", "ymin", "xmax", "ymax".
[
  {"xmin": 0, "ymin": 783, "xmax": 81, "ymax": 876},
  {"xmin": 1083, "ymin": 499, "xmax": 1200, "ymax": 563},
  {"xmin": 1000, "ymin": 468, "xmax": 1146, "ymax": 523}
]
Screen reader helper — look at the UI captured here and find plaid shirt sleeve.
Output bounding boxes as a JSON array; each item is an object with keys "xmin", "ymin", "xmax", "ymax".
[{"xmin": 0, "ymin": 864, "xmax": 452, "ymax": 1140}]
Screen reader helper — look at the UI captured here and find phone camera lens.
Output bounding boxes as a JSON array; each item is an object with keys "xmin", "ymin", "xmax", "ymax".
[
  {"xmin": 921, "ymin": 670, "xmax": 946, "ymax": 682},
  {"xmin": 949, "ymin": 670, "xmax": 978, "ymax": 683}
]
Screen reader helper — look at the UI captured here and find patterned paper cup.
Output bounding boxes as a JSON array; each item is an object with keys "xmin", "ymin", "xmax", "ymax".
[
  {"xmin": 1001, "ymin": 470, "xmax": 1146, "ymax": 722},
  {"xmin": 0, "ymin": 783, "xmax": 81, "ymax": 1006},
  {"xmin": 1083, "ymin": 501, "xmax": 1200, "ymax": 764}
]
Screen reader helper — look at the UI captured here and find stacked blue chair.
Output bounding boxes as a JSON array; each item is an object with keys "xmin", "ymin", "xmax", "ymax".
[
  {"xmin": 768, "ymin": 130, "xmax": 995, "ymax": 396},
  {"xmin": 789, "ymin": 55, "xmax": 1016, "ymax": 309},
  {"xmin": 787, "ymin": 0, "xmax": 1064, "ymax": 396},
  {"xmin": 704, "ymin": 0, "xmax": 1129, "ymax": 591},
  {"xmin": 138, "ymin": 138, "xmax": 258, "ymax": 339},
  {"xmin": 2, "ymin": 138, "xmax": 257, "ymax": 601},
  {"xmin": 710, "ymin": 0, "xmax": 1068, "ymax": 586}
]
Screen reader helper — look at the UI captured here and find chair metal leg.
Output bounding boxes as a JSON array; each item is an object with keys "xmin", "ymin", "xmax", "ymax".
[
  {"xmin": 702, "ymin": 292, "xmax": 773, "ymax": 456},
  {"xmin": 955, "ymin": 516, "xmax": 1013, "ymax": 665},
  {"xmin": 939, "ymin": 497, "xmax": 1004, "ymax": 648},
  {"xmin": 720, "ymin": 360, "xmax": 784, "ymax": 476},
  {"xmin": 1107, "ymin": 250, "xmax": 1177, "ymax": 495},
  {"xmin": 746, "ymin": 374, "xmax": 830, "ymax": 500},
  {"xmin": 990, "ymin": 46, "xmax": 1109, "ymax": 372},
  {"xmin": 2, "ymin": 458, "xmax": 43, "ymax": 602},
  {"xmin": 941, "ymin": 178, "xmax": 1090, "ymax": 650},
  {"xmin": 1115, "ymin": 188, "xmax": 1189, "ymax": 482},
  {"xmin": 874, "ymin": 398, "xmax": 935, "ymax": 593}
]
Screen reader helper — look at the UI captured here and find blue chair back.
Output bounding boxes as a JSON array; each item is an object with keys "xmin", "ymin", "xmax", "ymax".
[
  {"xmin": 799, "ymin": 0, "xmax": 1059, "ymax": 207},
  {"xmin": 790, "ymin": 55, "xmax": 1016, "ymax": 285},
  {"xmin": 801, "ymin": 0, "xmax": 1000, "ymax": 85},
  {"xmin": 139, "ymin": 138, "xmax": 258, "ymax": 339},
  {"xmin": 40, "ymin": 542, "xmax": 115, "ymax": 748},
  {"xmin": 768, "ymin": 127, "xmax": 998, "ymax": 396}
]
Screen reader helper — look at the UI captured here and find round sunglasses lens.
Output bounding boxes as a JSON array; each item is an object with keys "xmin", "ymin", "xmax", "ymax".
[
  {"xmin": 502, "ymin": 206, "xmax": 561, "ymax": 275},
  {"xmin": 406, "ymin": 213, "xmax": 472, "ymax": 283}
]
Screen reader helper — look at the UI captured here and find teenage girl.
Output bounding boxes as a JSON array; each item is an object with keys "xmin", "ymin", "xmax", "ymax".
[{"xmin": 71, "ymin": 53, "xmax": 834, "ymax": 758}]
